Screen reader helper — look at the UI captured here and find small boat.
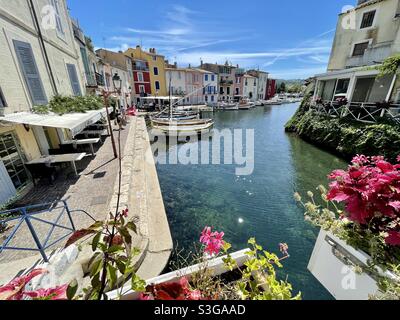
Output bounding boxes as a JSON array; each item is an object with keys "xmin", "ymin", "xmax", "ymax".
[
  {"xmin": 151, "ymin": 118, "xmax": 214, "ymax": 134},
  {"xmin": 238, "ymin": 98, "xmax": 254, "ymax": 110},
  {"xmin": 217, "ymin": 101, "xmax": 239, "ymax": 110},
  {"xmin": 254, "ymin": 100, "xmax": 264, "ymax": 107}
]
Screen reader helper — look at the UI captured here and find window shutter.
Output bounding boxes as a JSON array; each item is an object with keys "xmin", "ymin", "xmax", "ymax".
[
  {"xmin": 67, "ymin": 63, "xmax": 82, "ymax": 96},
  {"xmin": 13, "ymin": 40, "xmax": 48, "ymax": 105}
]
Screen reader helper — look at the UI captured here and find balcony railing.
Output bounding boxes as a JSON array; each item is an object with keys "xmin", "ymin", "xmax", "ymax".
[
  {"xmin": 345, "ymin": 43, "xmax": 393, "ymax": 68},
  {"xmin": 311, "ymin": 100, "xmax": 400, "ymax": 124},
  {"xmin": 86, "ymin": 72, "xmax": 105, "ymax": 87},
  {"xmin": 220, "ymin": 79, "xmax": 234, "ymax": 85}
]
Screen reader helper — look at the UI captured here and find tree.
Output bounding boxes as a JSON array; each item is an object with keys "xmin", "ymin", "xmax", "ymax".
[{"xmin": 277, "ymin": 82, "xmax": 286, "ymax": 93}]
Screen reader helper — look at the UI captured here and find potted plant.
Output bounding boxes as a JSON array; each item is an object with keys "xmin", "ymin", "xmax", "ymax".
[
  {"xmin": 295, "ymin": 155, "xmax": 400, "ymax": 300},
  {"xmin": 0, "ymin": 215, "xmax": 301, "ymax": 300}
]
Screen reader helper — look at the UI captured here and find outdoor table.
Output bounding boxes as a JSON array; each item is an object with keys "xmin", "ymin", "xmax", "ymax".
[
  {"xmin": 61, "ymin": 138, "xmax": 100, "ymax": 156},
  {"xmin": 26, "ymin": 153, "xmax": 86, "ymax": 177}
]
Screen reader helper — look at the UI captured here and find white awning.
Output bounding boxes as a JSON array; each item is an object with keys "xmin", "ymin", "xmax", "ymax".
[{"xmin": 1, "ymin": 109, "xmax": 107, "ymax": 136}]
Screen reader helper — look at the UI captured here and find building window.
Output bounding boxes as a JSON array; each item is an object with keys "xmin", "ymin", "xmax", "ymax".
[
  {"xmin": 211, "ymin": 75, "xmax": 215, "ymax": 81},
  {"xmin": 13, "ymin": 40, "xmax": 48, "ymax": 105},
  {"xmin": 154, "ymin": 67, "xmax": 159, "ymax": 76},
  {"xmin": 236, "ymin": 88, "xmax": 239, "ymax": 95},
  {"xmin": 51, "ymin": 0, "xmax": 65, "ymax": 37},
  {"xmin": 227, "ymin": 87, "xmax": 230, "ymax": 95},
  {"xmin": 352, "ymin": 41, "xmax": 369, "ymax": 56},
  {"xmin": 205, "ymin": 74, "xmax": 209, "ymax": 82},
  {"xmin": 152, "ymin": 56, "xmax": 157, "ymax": 61},
  {"xmin": 139, "ymin": 85, "xmax": 145, "ymax": 93},
  {"xmin": 211, "ymin": 95, "xmax": 214, "ymax": 102},
  {"xmin": 205, "ymin": 95, "xmax": 208, "ymax": 102},
  {"xmin": 66, "ymin": 64, "xmax": 82, "ymax": 96},
  {"xmin": 220, "ymin": 87, "xmax": 224, "ymax": 94},
  {"xmin": 360, "ymin": 10, "xmax": 376, "ymax": 29},
  {"xmin": 138, "ymin": 72, "xmax": 144, "ymax": 82},
  {"xmin": 155, "ymin": 81, "xmax": 160, "ymax": 90},
  {"xmin": 0, "ymin": 132, "xmax": 29, "ymax": 189},
  {"xmin": 0, "ymin": 87, "xmax": 7, "ymax": 108}
]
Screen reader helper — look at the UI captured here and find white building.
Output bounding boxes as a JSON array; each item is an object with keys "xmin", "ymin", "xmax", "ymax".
[
  {"xmin": 243, "ymin": 74, "xmax": 258, "ymax": 101},
  {"xmin": 202, "ymin": 70, "xmax": 218, "ymax": 106},
  {"xmin": 314, "ymin": 0, "xmax": 400, "ymax": 106},
  {"xmin": 166, "ymin": 67, "xmax": 187, "ymax": 105},
  {"xmin": 0, "ymin": 0, "xmax": 104, "ymax": 204}
]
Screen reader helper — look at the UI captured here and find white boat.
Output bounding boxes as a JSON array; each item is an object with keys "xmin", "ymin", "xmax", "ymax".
[
  {"xmin": 238, "ymin": 98, "xmax": 255, "ymax": 110},
  {"xmin": 217, "ymin": 101, "xmax": 239, "ymax": 110},
  {"xmin": 150, "ymin": 81, "xmax": 214, "ymax": 135},
  {"xmin": 151, "ymin": 118, "xmax": 214, "ymax": 134},
  {"xmin": 254, "ymin": 100, "xmax": 264, "ymax": 107}
]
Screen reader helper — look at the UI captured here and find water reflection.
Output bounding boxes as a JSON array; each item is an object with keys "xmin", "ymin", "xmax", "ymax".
[{"xmin": 154, "ymin": 103, "xmax": 347, "ymax": 300}]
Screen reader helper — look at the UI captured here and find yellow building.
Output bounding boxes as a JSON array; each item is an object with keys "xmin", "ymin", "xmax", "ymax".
[{"xmin": 125, "ymin": 46, "xmax": 167, "ymax": 96}]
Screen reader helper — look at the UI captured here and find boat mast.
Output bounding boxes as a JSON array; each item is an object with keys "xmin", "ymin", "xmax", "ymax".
[{"xmin": 169, "ymin": 75, "xmax": 172, "ymax": 120}]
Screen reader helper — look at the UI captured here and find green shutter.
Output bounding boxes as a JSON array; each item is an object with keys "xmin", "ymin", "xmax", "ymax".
[
  {"xmin": 67, "ymin": 63, "xmax": 82, "ymax": 96},
  {"xmin": 13, "ymin": 40, "xmax": 48, "ymax": 105}
]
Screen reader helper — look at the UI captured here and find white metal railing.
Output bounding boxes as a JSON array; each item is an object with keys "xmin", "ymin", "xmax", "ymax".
[{"xmin": 312, "ymin": 101, "xmax": 400, "ymax": 124}]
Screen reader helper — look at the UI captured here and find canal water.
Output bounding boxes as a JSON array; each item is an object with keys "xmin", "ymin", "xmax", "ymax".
[{"xmin": 155, "ymin": 103, "xmax": 347, "ymax": 300}]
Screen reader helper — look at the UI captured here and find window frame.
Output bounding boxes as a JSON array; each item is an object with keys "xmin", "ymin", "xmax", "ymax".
[
  {"xmin": 155, "ymin": 81, "xmax": 160, "ymax": 91},
  {"xmin": 0, "ymin": 87, "xmax": 7, "ymax": 108},
  {"xmin": 351, "ymin": 40, "xmax": 371, "ymax": 57},
  {"xmin": 359, "ymin": 9, "xmax": 377, "ymax": 30},
  {"xmin": 153, "ymin": 67, "xmax": 159, "ymax": 76},
  {"xmin": 50, "ymin": 0, "xmax": 66, "ymax": 39}
]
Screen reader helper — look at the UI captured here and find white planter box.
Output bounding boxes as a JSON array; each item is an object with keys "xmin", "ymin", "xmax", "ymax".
[
  {"xmin": 106, "ymin": 248, "xmax": 250, "ymax": 300},
  {"xmin": 308, "ymin": 229, "xmax": 397, "ymax": 300}
]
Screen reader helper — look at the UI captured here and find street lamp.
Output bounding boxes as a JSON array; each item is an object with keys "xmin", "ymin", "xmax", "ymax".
[
  {"xmin": 100, "ymin": 73, "xmax": 123, "ymax": 159},
  {"xmin": 112, "ymin": 73, "xmax": 122, "ymax": 93}
]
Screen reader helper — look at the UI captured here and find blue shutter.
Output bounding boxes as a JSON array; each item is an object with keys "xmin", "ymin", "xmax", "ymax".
[
  {"xmin": 67, "ymin": 63, "xmax": 82, "ymax": 96},
  {"xmin": 13, "ymin": 40, "xmax": 48, "ymax": 105}
]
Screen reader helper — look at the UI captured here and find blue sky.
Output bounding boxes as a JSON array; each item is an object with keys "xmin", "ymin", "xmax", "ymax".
[{"xmin": 68, "ymin": 0, "xmax": 353, "ymax": 79}]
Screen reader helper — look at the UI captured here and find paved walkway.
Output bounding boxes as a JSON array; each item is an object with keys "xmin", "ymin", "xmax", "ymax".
[{"xmin": 0, "ymin": 121, "xmax": 131, "ymax": 263}]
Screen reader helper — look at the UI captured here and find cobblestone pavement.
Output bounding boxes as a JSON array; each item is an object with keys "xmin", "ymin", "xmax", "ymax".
[{"xmin": 0, "ymin": 120, "xmax": 134, "ymax": 263}]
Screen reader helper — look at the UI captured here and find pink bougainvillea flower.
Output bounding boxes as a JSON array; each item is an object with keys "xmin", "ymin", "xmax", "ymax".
[
  {"xmin": 326, "ymin": 155, "xmax": 400, "ymax": 246},
  {"xmin": 24, "ymin": 284, "xmax": 68, "ymax": 300},
  {"xmin": 200, "ymin": 227, "xmax": 225, "ymax": 256},
  {"xmin": 385, "ymin": 231, "xmax": 400, "ymax": 246},
  {"xmin": 397, "ymin": 155, "xmax": 400, "ymax": 163},
  {"xmin": 200, "ymin": 227, "xmax": 212, "ymax": 245},
  {"xmin": 0, "ymin": 269, "xmax": 47, "ymax": 300}
]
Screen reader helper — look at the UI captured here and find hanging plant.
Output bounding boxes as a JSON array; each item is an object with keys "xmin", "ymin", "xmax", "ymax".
[{"xmin": 376, "ymin": 54, "xmax": 400, "ymax": 78}]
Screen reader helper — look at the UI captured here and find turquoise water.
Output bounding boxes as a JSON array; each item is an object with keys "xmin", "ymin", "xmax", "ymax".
[{"xmin": 155, "ymin": 103, "xmax": 347, "ymax": 300}]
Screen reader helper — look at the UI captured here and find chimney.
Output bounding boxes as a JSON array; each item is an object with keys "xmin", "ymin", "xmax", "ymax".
[{"xmin": 200, "ymin": 59, "xmax": 203, "ymax": 67}]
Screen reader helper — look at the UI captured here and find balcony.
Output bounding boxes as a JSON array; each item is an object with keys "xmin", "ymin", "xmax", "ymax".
[
  {"xmin": 345, "ymin": 43, "xmax": 393, "ymax": 68},
  {"xmin": 220, "ymin": 79, "xmax": 234, "ymax": 85},
  {"xmin": 86, "ymin": 72, "xmax": 105, "ymax": 87}
]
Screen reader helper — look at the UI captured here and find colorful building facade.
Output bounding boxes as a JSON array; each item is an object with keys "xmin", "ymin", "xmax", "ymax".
[{"xmin": 125, "ymin": 46, "xmax": 167, "ymax": 97}]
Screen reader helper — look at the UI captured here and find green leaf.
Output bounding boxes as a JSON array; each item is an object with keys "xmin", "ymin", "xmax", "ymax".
[
  {"xmin": 126, "ymin": 221, "xmax": 137, "ymax": 234},
  {"xmin": 131, "ymin": 274, "xmax": 146, "ymax": 292},
  {"xmin": 118, "ymin": 227, "xmax": 132, "ymax": 245},
  {"xmin": 107, "ymin": 245, "xmax": 124, "ymax": 254},
  {"xmin": 92, "ymin": 232, "xmax": 102, "ymax": 252},
  {"xmin": 90, "ymin": 257, "xmax": 103, "ymax": 277},
  {"xmin": 106, "ymin": 264, "xmax": 118, "ymax": 288},
  {"xmin": 67, "ymin": 279, "xmax": 78, "ymax": 300}
]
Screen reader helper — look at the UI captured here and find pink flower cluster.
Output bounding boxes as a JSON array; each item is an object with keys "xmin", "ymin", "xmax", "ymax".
[
  {"xmin": 0, "ymin": 269, "xmax": 68, "ymax": 300},
  {"xmin": 327, "ymin": 155, "xmax": 400, "ymax": 246},
  {"xmin": 200, "ymin": 227, "xmax": 225, "ymax": 256}
]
